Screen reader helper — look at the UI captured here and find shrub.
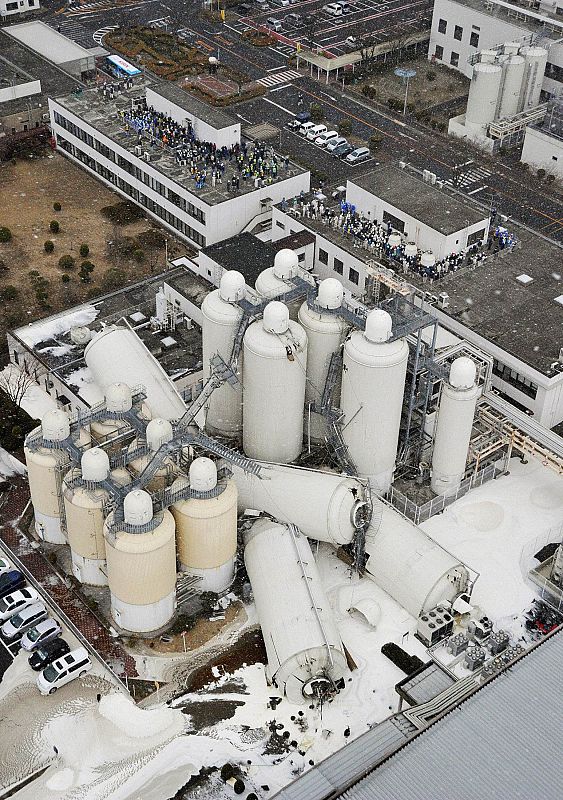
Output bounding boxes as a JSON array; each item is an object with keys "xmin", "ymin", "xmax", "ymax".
[
  {"xmin": 53, "ymin": 202, "xmax": 62, "ymax": 212},
  {"xmin": 79, "ymin": 243, "xmax": 89, "ymax": 258},
  {"xmin": 338, "ymin": 118, "xmax": 353, "ymax": 135},
  {"xmin": 368, "ymin": 134, "xmax": 382, "ymax": 152},
  {"xmin": 58, "ymin": 254, "xmax": 76, "ymax": 270},
  {"xmin": 310, "ymin": 102, "xmax": 324, "ymax": 122},
  {"xmin": 100, "ymin": 201, "xmax": 144, "ymax": 225},
  {"xmin": 79, "ymin": 261, "xmax": 95, "ymax": 282},
  {"xmin": 426, "ymin": 70, "xmax": 436, "ymax": 81},
  {"xmin": 49, "ymin": 220, "xmax": 60, "ymax": 234},
  {"xmin": 2, "ymin": 285, "xmax": 19, "ymax": 301},
  {"xmin": 546, "ymin": 173, "xmax": 556, "ymax": 183},
  {"xmin": 133, "ymin": 248, "xmax": 145, "ymax": 263},
  {"xmin": 44, "ymin": 240, "xmax": 55, "ymax": 253},
  {"xmin": 537, "ymin": 168, "xmax": 546, "ymax": 180},
  {"xmin": 136, "ymin": 229, "xmax": 166, "ymax": 250},
  {"xmin": 61, "ymin": 274, "xmax": 71, "ymax": 284},
  {"xmin": 0, "ymin": 227, "xmax": 12, "ymax": 243},
  {"xmin": 101, "ymin": 267, "xmax": 127, "ymax": 291}
]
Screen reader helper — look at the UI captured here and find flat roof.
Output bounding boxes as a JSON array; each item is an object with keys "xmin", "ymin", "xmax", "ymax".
[
  {"xmin": 446, "ymin": 0, "xmax": 563, "ymax": 38},
  {"xmin": 149, "ymin": 81, "xmax": 236, "ymax": 132},
  {"xmin": 53, "ymin": 82, "xmax": 308, "ymax": 206},
  {"xmin": 202, "ymin": 233, "xmax": 276, "ymax": 286},
  {"xmin": 6, "ymin": 21, "xmax": 94, "ymax": 65},
  {"xmin": 349, "ymin": 165, "xmax": 488, "ymax": 235}
]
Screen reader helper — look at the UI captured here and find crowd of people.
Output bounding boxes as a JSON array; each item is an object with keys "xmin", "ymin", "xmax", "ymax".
[
  {"xmin": 285, "ymin": 196, "xmax": 516, "ymax": 283},
  {"xmin": 119, "ymin": 101, "xmax": 290, "ymax": 192}
]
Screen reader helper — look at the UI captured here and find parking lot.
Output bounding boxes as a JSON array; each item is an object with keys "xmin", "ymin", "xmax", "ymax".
[{"xmin": 234, "ymin": 0, "xmax": 433, "ymax": 57}]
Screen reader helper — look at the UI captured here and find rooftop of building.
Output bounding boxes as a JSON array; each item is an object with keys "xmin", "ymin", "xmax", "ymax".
[
  {"xmin": 446, "ymin": 0, "xmax": 563, "ymax": 39},
  {"xmin": 52, "ymin": 81, "xmax": 308, "ymax": 206},
  {"xmin": 531, "ymin": 107, "xmax": 563, "ymax": 141},
  {"xmin": 148, "ymin": 81, "xmax": 236, "ymax": 132},
  {"xmin": 10, "ymin": 267, "xmax": 210, "ymax": 407},
  {"xmin": 0, "ymin": 30, "xmax": 76, "ymax": 116},
  {"xmin": 349, "ymin": 165, "xmax": 488, "ymax": 236},
  {"xmin": 5, "ymin": 20, "xmax": 94, "ymax": 65}
]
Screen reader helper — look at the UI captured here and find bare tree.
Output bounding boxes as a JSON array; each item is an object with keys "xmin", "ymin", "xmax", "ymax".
[
  {"xmin": 360, "ymin": 33, "xmax": 378, "ymax": 67},
  {"xmin": 0, "ymin": 366, "xmax": 35, "ymax": 407}
]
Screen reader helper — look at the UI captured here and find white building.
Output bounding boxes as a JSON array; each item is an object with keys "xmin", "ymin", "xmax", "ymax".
[
  {"xmin": 6, "ymin": 21, "xmax": 95, "ymax": 81},
  {"xmin": 521, "ymin": 111, "xmax": 563, "ymax": 180},
  {"xmin": 0, "ymin": 0, "xmax": 39, "ymax": 20},
  {"xmin": 428, "ymin": 0, "xmax": 563, "ymax": 100},
  {"xmin": 49, "ymin": 81, "xmax": 310, "ymax": 250}
]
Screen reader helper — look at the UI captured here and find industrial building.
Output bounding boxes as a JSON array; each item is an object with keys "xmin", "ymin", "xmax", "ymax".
[
  {"xmin": 0, "ymin": 0, "xmax": 39, "ymax": 21},
  {"xmin": 521, "ymin": 106, "xmax": 563, "ymax": 179},
  {"xmin": 5, "ymin": 21, "xmax": 97, "ymax": 82},
  {"xmin": 48, "ymin": 79, "xmax": 310, "ymax": 249},
  {"xmin": 428, "ymin": 0, "xmax": 563, "ymax": 99}
]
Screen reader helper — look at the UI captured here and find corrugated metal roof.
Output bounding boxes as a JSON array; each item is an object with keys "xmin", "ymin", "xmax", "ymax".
[
  {"xmin": 341, "ymin": 628, "xmax": 563, "ymax": 800},
  {"xmin": 397, "ymin": 661, "xmax": 456, "ymax": 706}
]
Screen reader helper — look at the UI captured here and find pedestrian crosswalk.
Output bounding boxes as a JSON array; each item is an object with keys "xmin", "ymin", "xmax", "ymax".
[
  {"xmin": 276, "ymin": 43, "xmax": 296, "ymax": 57},
  {"xmin": 148, "ymin": 16, "xmax": 171, "ymax": 29},
  {"xmin": 93, "ymin": 24, "xmax": 118, "ymax": 46},
  {"xmin": 257, "ymin": 69, "xmax": 302, "ymax": 88},
  {"xmin": 49, "ymin": 20, "xmax": 96, "ymax": 48},
  {"xmin": 446, "ymin": 165, "xmax": 492, "ymax": 190}
]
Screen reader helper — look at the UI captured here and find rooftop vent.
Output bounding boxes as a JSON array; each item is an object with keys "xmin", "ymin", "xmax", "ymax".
[{"xmin": 516, "ymin": 274, "xmax": 533, "ymax": 284}]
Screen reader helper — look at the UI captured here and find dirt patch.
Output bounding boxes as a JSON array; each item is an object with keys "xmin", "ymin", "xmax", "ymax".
[
  {"xmin": 182, "ymin": 699, "xmax": 245, "ymax": 730},
  {"xmin": 186, "ymin": 628, "xmax": 267, "ymax": 692},
  {"xmin": 141, "ymin": 601, "xmax": 246, "ymax": 655}
]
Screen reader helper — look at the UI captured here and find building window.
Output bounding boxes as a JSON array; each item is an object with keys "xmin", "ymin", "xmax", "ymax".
[
  {"xmin": 467, "ymin": 228, "xmax": 486, "ymax": 246},
  {"xmin": 492, "ymin": 359, "xmax": 538, "ymax": 399},
  {"xmin": 334, "ymin": 257, "xmax": 343, "ymax": 275},
  {"xmin": 434, "ymin": 44, "xmax": 444, "ymax": 61},
  {"xmin": 6, "ymin": 2, "xmax": 18, "ymax": 9},
  {"xmin": 438, "ymin": 18, "xmax": 447, "ymax": 34},
  {"xmin": 454, "ymin": 25, "xmax": 463, "ymax": 41},
  {"xmin": 545, "ymin": 62, "xmax": 563, "ymax": 83},
  {"xmin": 450, "ymin": 52, "xmax": 459, "ymax": 67},
  {"xmin": 383, "ymin": 210, "xmax": 405, "ymax": 233},
  {"xmin": 276, "ymin": 220, "xmax": 285, "ymax": 230},
  {"xmin": 470, "ymin": 31, "xmax": 479, "ymax": 48},
  {"xmin": 319, "ymin": 248, "xmax": 328, "ymax": 264},
  {"xmin": 348, "ymin": 267, "xmax": 359, "ymax": 285},
  {"xmin": 297, "ymin": 252, "xmax": 305, "ymax": 262}
]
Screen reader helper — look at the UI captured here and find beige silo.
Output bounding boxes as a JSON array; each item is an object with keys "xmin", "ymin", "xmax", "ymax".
[{"xmin": 128, "ymin": 417, "xmax": 176, "ymax": 490}]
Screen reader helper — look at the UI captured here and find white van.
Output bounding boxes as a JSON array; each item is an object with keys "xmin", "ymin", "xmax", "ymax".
[
  {"xmin": 37, "ymin": 646, "xmax": 92, "ymax": 695},
  {"xmin": 299, "ymin": 121, "xmax": 316, "ymax": 136},
  {"xmin": 307, "ymin": 123, "xmax": 327, "ymax": 141},
  {"xmin": 316, "ymin": 130, "xmax": 339, "ymax": 146},
  {"xmin": 266, "ymin": 17, "xmax": 282, "ymax": 32},
  {"xmin": 323, "ymin": 3, "xmax": 343, "ymax": 16}
]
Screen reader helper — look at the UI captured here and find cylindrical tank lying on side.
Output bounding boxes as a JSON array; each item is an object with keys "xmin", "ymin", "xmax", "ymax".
[
  {"xmin": 340, "ymin": 309, "xmax": 408, "ymax": 494},
  {"xmin": 497, "ymin": 54, "xmax": 525, "ymax": 119},
  {"xmin": 431, "ymin": 357, "xmax": 479, "ymax": 497},
  {"xmin": 232, "ymin": 461, "xmax": 370, "ymax": 546},
  {"xmin": 104, "ymin": 490, "xmax": 177, "ymax": 633},
  {"xmin": 85, "ymin": 325, "xmax": 186, "ymax": 422},
  {"xmin": 90, "ymin": 382, "xmax": 137, "ymax": 452},
  {"xmin": 520, "ymin": 46, "xmax": 548, "ymax": 110},
  {"xmin": 465, "ymin": 62, "xmax": 502, "ymax": 129},
  {"xmin": 24, "ymin": 409, "xmax": 78, "ymax": 545},
  {"xmin": 365, "ymin": 501, "xmax": 470, "ymax": 619},
  {"xmin": 298, "ymin": 279, "xmax": 349, "ymax": 444},
  {"xmin": 128, "ymin": 417, "xmax": 175, "ymax": 491},
  {"xmin": 243, "ymin": 301, "xmax": 307, "ymax": 463},
  {"xmin": 201, "ymin": 270, "xmax": 245, "ymax": 440},
  {"xmin": 63, "ymin": 447, "xmax": 111, "ymax": 586},
  {"xmin": 255, "ymin": 249, "xmax": 310, "ymax": 320},
  {"xmin": 171, "ymin": 457, "xmax": 238, "ymax": 593},
  {"xmin": 244, "ymin": 519, "xmax": 348, "ymax": 703}
]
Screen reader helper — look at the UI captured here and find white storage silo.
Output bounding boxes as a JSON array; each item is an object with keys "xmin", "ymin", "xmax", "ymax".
[
  {"xmin": 243, "ymin": 301, "xmax": 307, "ymax": 463},
  {"xmin": 25, "ymin": 409, "xmax": 72, "ymax": 545},
  {"xmin": 201, "ymin": 270, "xmax": 245, "ymax": 440},
  {"xmin": 104, "ymin": 490, "xmax": 177, "ymax": 633},
  {"xmin": 503, "ymin": 42, "xmax": 520, "ymax": 55},
  {"xmin": 244, "ymin": 519, "xmax": 348, "ymax": 703},
  {"xmin": 420, "ymin": 251, "xmax": 435, "ymax": 268},
  {"xmin": 232, "ymin": 461, "xmax": 370, "ymax": 546},
  {"xmin": 520, "ymin": 46, "xmax": 548, "ymax": 110},
  {"xmin": 90, "ymin": 382, "xmax": 135, "ymax": 450},
  {"xmin": 298, "ymin": 279, "xmax": 348, "ymax": 444},
  {"xmin": 431, "ymin": 356, "xmax": 480, "ymax": 497},
  {"xmin": 340, "ymin": 309, "xmax": 408, "ymax": 493},
  {"xmin": 404, "ymin": 243, "xmax": 418, "ymax": 259},
  {"xmin": 388, "ymin": 232, "xmax": 402, "ymax": 248},
  {"xmin": 63, "ymin": 448, "xmax": 111, "ymax": 586},
  {"xmin": 365, "ymin": 501, "xmax": 470, "ymax": 619},
  {"xmin": 497, "ymin": 54, "xmax": 526, "ymax": 119},
  {"xmin": 85, "ymin": 325, "xmax": 186, "ymax": 422},
  {"xmin": 255, "ymin": 249, "xmax": 310, "ymax": 319},
  {"xmin": 128, "ymin": 417, "xmax": 175, "ymax": 491},
  {"xmin": 171, "ymin": 457, "xmax": 238, "ymax": 593},
  {"xmin": 465, "ymin": 62, "xmax": 502, "ymax": 129},
  {"xmin": 479, "ymin": 50, "xmax": 498, "ymax": 64}
]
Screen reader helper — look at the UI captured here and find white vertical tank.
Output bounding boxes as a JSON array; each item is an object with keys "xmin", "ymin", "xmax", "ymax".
[
  {"xmin": 479, "ymin": 50, "xmax": 498, "ymax": 64},
  {"xmin": 244, "ymin": 519, "xmax": 347, "ymax": 703},
  {"xmin": 25, "ymin": 409, "xmax": 71, "ymax": 545},
  {"xmin": 365, "ymin": 501, "xmax": 470, "ymax": 618},
  {"xmin": 298, "ymin": 278, "xmax": 348, "ymax": 444},
  {"xmin": 85, "ymin": 325, "xmax": 186, "ymax": 421},
  {"xmin": 243, "ymin": 301, "xmax": 308, "ymax": 463},
  {"xmin": 497, "ymin": 54, "xmax": 526, "ymax": 119},
  {"xmin": 340, "ymin": 309, "xmax": 408, "ymax": 493},
  {"xmin": 520, "ymin": 47, "xmax": 548, "ymax": 110},
  {"xmin": 255, "ymin": 249, "xmax": 311, "ymax": 319},
  {"xmin": 128, "ymin": 417, "xmax": 175, "ymax": 490},
  {"xmin": 201, "ymin": 270, "xmax": 245, "ymax": 439},
  {"xmin": 171, "ymin": 457, "xmax": 238, "ymax": 593},
  {"xmin": 63, "ymin": 448, "xmax": 110, "ymax": 586},
  {"xmin": 503, "ymin": 42, "xmax": 520, "ymax": 55},
  {"xmin": 104, "ymin": 490, "xmax": 177, "ymax": 633},
  {"xmin": 232, "ymin": 461, "xmax": 369, "ymax": 546},
  {"xmin": 465, "ymin": 62, "xmax": 502, "ymax": 129},
  {"xmin": 90, "ymin": 382, "xmax": 134, "ymax": 450},
  {"xmin": 431, "ymin": 356, "xmax": 480, "ymax": 497}
]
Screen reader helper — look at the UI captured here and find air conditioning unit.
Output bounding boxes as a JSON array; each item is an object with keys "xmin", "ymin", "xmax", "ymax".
[
  {"xmin": 438, "ymin": 292, "xmax": 449, "ymax": 308},
  {"xmin": 134, "ymin": 144, "xmax": 142, "ymax": 156},
  {"xmin": 143, "ymin": 151, "xmax": 151, "ymax": 162},
  {"xmin": 416, "ymin": 604, "xmax": 454, "ymax": 647}
]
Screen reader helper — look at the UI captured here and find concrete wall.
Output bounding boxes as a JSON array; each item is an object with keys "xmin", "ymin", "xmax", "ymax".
[
  {"xmin": 0, "ymin": 80, "xmax": 41, "ymax": 103},
  {"xmin": 521, "ymin": 126, "xmax": 563, "ymax": 180},
  {"xmin": 146, "ymin": 87, "xmax": 240, "ymax": 149}
]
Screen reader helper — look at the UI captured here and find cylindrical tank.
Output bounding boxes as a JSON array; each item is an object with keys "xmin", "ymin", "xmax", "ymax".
[
  {"xmin": 465, "ymin": 62, "xmax": 502, "ymax": 128},
  {"xmin": 128, "ymin": 418, "xmax": 175, "ymax": 490},
  {"xmin": 520, "ymin": 47, "xmax": 548, "ymax": 110},
  {"xmin": 431, "ymin": 357, "xmax": 480, "ymax": 497},
  {"xmin": 298, "ymin": 279, "xmax": 348, "ymax": 444},
  {"xmin": 404, "ymin": 242, "xmax": 418, "ymax": 258},
  {"xmin": 70, "ymin": 326, "xmax": 92, "ymax": 346},
  {"xmin": 244, "ymin": 519, "xmax": 347, "ymax": 703},
  {"xmin": 243, "ymin": 301, "xmax": 308, "ymax": 463},
  {"xmin": 388, "ymin": 232, "xmax": 402, "ymax": 248},
  {"xmin": 232, "ymin": 461, "xmax": 370, "ymax": 546},
  {"xmin": 63, "ymin": 448, "xmax": 110, "ymax": 586},
  {"xmin": 91, "ymin": 382, "xmax": 134, "ymax": 450},
  {"xmin": 255, "ymin": 249, "xmax": 309, "ymax": 319},
  {"xmin": 420, "ymin": 251, "xmax": 435, "ymax": 268},
  {"xmin": 365, "ymin": 501, "xmax": 470, "ymax": 618},
  {"xmin": 201, "ymin": 270, "xmax": 245, "ymax": 439},
  {"xmin": 85, "ymin": 325, "xmax": 186, "ymax": 421},
  {"xmin": 104, "ymin": 490, "xmax": 177, "ymax": 633},
  {"xmin": 25, "ymin": 409, "xmax": 72, "ymax": 544},
  {"xmin": 171, "ymin": 458, "xmax": 238, "ymax": 593},
  {"xmin": 497, "ymin": 54, "xmax": 526, "ymax": 119},
  {"xmin": 503, "ymin": 41, "xmax": 520, "ymax": 55},
  {"xmin": 479, "ymin": 50, "xmax": 497, "ymax": 64},
  {"xmin": 340, "ymin": 310, "xmax": 408, "ymax": 493}
]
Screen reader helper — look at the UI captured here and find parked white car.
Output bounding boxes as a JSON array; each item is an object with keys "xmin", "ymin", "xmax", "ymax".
[
  {"xmin": 326, "ymin": 136, "xmax": 348, "ymax": 152},
  {"xmin": 315, "ymin": 130, "xmax": 339, "ymax": 146},
  {"xmin": 323, "ymin": 3, "xmax": 343, "ymax": 15},
  {"xmin": 1, "ymin": 602, "xmax": 47, "ymax": 641},
  {"xmin": 0, "ymin": 557, "xmax": 12, "ymax": 576},
  {"xmin": 0, "ymin": 588, "xmax": 40, "ymax": 622},
  {"xmin": 37, "ymin": 647, "xmax": 92, "ymax": 695},
  {"xmin": 21, "ymin": 617, "xmax": 62, "ymax": 651},
  {"xmin": 299, "ymin": 121, "xmax": 316, "ymax": 136},
  {"xmin": 346, "ymin": 146, "xmax": 371, "ymax": 163},
  {"xmin": 307, "ymin": 124, "xmax": 327, "ymax": 141}
]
